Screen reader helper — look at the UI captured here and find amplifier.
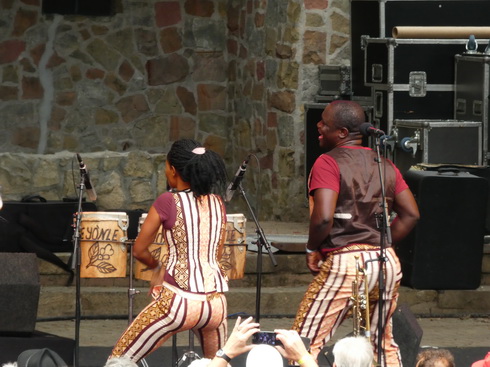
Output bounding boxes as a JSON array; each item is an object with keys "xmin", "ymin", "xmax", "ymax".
[{"xmin": 395, "ymin": 168, "xmax": 487, "ymax": 289}]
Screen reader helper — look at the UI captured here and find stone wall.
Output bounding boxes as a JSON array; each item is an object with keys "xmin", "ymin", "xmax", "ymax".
[
  {"xmin": 0, "ymin": 0, "xmax": 351, "ymax": 220},
  {"xmin": 0, "ymin": 151, "xmax": 166, "ymax": 211}
]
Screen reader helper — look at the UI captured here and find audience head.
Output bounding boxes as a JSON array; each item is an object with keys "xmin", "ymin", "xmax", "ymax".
[
  {"xmin": 16, "ymin": 348, "xmax": 67, "ymax": 367},
  {"xmin": 332, "ymin": 336, "xmax": 373, "ymax": 367},
  {"xmin": 246, "ymin": 344, "xmax": 283, "ymax": 367},
  {"xmin": 416, "ymin": 348, "xmax": 455, "ymax": 367},
  {"xmin": 188, "ymin": 359, "xmax": 212, "ymax": 367},
  {"xmin": 103, "ymin": 356, "xmax": 138, "ymax": 367}
]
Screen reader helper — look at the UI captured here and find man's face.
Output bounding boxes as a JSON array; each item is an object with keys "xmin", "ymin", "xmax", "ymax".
[{"xmin": 317, "ymin": 106, "xmax": 340, "ymax": 151}]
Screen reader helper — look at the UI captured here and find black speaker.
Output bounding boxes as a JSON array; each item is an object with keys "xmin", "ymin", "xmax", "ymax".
[
  {"xmin": 0, "ymin": 253, "xmax": 40, "ymax": 335},
  {"xmin": 395, "ymin": 169, "xmax": 488, "ymax": 289},
  {"xmin": 393, "ymin": 303, "xmax": 423, "ymax": 367},
  {"xmin": 463, "ymin": 167, "xmax": 490, "ymax": 233}
]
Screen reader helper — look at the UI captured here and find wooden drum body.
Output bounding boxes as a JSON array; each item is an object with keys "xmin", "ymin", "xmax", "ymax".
[
  {"xmin": 134, "ymin": 213, "xmax": 169, "ymax": 281},
  {"xmin": 80, "ymin": 212, "xmax": 129, "ymax": 278},
  {"xmin": 221, "ymin": 214, "xmax": 247, "ymax": 279}
]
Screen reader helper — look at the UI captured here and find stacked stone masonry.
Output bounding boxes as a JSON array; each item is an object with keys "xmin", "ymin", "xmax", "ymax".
[{"xmin": 0, "ymin": 0, "xmax": 350, "ymax": 221}]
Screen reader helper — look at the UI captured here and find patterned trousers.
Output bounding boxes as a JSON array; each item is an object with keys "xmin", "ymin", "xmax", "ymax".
[
  {"xmin": 293, "ymin": 244, "xmax": 403, "ymax": 367},
  {"xmin": 109, "ymin": 285, "xmax": 228, "ymax": 362}
]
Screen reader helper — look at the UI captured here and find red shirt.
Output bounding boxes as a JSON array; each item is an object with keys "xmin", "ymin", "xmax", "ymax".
[{"xmin": 309, "ymin": 146, "xmax": 408, "ymax": 195}]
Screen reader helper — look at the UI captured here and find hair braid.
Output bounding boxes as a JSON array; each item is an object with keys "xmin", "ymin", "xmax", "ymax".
[{"xmin": 167, "ymin": 139, "xmax": 227, "ymax": 197}]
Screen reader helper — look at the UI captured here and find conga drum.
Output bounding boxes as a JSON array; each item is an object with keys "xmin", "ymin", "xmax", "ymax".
[
  {"xmin": 134, "ymin": 213, "xmax": 169, "ymax": 281},
  {"xmin": 220, "ymin": 214, "xmax": 247, "ymax": 279},
  {"xmin": 80, "ymin": 212, "xmax": 129, "ymax": 278}
]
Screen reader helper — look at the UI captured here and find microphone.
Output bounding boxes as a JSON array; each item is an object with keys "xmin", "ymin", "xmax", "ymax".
[
  {"xmin": 76, "ymin": 153, "xmax": 97, "ymax": 201},
  {"xmin": 224, "ymin": 155, "xmax": 251, "ymax": 203},
  {"xmin": 360, "ymin": 123, "xmax": 385, "ymax": 136}
]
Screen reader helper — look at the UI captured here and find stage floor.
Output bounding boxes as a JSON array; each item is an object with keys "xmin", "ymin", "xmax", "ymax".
[{"xmin": 1, "ymin": 316, "xmax": 485, "ymax": 367}]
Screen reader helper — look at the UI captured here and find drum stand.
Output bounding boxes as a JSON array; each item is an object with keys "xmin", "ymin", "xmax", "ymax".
[
  {"xmin": 71, "ymin": 172, "xmax": 88, "ymax": 367},
  {"xmin": 175, "ymin": 332, "xmax": 200, "ymax": 367},
  {"xmin": 127, "ymin": 242, "xmax": 140, "ymax": 324}
]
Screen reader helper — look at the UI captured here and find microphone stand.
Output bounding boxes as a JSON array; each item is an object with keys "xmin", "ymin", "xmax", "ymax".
[
  {"xmin": 373, "ymin": 135, "xmax": 393, "ymax": 367},
  {"xmin": 236, "ymin": 183, "xmax": 277, "ymax": 323},
  {"xmin": 71, "ymin": 170, "xmax": 87, "ymax": 367}
]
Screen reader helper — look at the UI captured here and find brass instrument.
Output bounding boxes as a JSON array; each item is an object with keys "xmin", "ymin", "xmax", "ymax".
[{"xmin": 351, "ymin": 255, "xmax": 371, "ymax": 338}]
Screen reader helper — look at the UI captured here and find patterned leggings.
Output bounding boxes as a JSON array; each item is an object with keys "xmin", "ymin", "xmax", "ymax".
[
  {"xmin": 293, "ymin": 245, "xmax": 403, "ymax": 367},
  {"xmin": 109, "ymin": 285, "xmax": 228, "ymax": 362}
]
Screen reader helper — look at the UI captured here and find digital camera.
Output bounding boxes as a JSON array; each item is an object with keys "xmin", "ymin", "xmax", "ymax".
[{"xmin": 251, "ymin": 331, "xmax": 283, "ymax": 346}]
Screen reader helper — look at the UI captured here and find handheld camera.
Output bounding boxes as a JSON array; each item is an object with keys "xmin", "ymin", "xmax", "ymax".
[{"xmin": 252, "ymin": 331, "xmax": 283, "ymax": 347}]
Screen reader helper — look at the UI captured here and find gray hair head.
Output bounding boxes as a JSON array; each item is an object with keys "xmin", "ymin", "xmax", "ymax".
[{"xmin": 333, "ymin": 336, "xmax": 374, "ymax": 367}]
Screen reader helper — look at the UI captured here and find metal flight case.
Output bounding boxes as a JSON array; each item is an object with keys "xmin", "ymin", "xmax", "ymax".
[
  {"xmin": 363, "ymin": 37, "xmax": 472, "ymax": 134},
  {"xmin": 392, "ymin": 119, "xmax": 483, "ymax": 174},
  {"xmin": 350, "ymin": 0, "xmax": 490, "ymax": 97},
  {"xmin": 454, "ymin": 53, "xmax": 490, "ymax": 164}
]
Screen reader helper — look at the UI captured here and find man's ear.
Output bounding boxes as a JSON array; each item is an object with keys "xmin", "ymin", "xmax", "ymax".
[{"xmin": 338, "ymin": 126, "xmax": 350, "ymax": 139}]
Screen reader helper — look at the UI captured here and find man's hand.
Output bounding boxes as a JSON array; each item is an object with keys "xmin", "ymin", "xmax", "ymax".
[
  {"xmin": 221, "ymin": 316, "xmax": 260, "ymax": 359},
  {"xmin": 306, "ymin": 251, "xmax": 323, "ymax": 275}
]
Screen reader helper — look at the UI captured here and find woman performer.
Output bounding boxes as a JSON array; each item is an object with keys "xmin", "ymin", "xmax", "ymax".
[{"xmin": 108, "ymin": 139, "xmax": 229, "ymax": 363}]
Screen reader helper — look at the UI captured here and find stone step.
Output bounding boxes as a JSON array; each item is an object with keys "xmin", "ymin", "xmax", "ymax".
[
  {"xmin": 35, "ymin": 247, "xmax": 490, "ymax": 320},
  {"xmin": 38, "ymin": 243, "xmax": 490, "ymax": 287},
  {"xmin": 37, "ymin": 284, "xmax": 490, "ymax": 319}
]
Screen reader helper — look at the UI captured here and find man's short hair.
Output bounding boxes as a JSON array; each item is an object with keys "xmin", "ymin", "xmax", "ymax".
[
  {"xmin": 333, "ymin": 336, "xmax": 373, "ymax": 367},
  {"xmin": 328, "ymin": 100, "xmax": 366, "ymax": 133}
]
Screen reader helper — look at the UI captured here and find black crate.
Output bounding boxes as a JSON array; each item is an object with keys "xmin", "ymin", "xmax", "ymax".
[
  {"xmin": 394, "ymin": 168, "xmax": 487, "ymax": 290},
  {"xmin": 373, "ymin": 89, "xmax": 455, "ymax": 134},
  {"xmin": 455, "ymin": 54, "xmax": 490, "ymax": 163},
  {"xmin": 393, "ymin": 119, "xmax": 483, "ymax": 174},
  {"xmin": 350, "ymin": 0, "xmax": 490, "ymax": 96},
  {"xmin": 364, "ymin": 37, "xmax": 474, "ymax": 133},
  {"xmin": 364, "ymin": 38, "xmax": 468, "ymax": 86}
]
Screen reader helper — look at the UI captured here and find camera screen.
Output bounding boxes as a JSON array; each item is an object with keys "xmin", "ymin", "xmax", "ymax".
[{"xmin": 252, "ymin": 331, "xmax": 282, "ymax": 346}]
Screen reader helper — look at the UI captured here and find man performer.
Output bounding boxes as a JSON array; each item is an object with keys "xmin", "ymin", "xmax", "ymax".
[{"xmin": 292, "ymin": 100, "xmax": 419, "ymax": 367}]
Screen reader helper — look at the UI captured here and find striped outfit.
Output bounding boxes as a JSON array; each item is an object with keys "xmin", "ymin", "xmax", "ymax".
[
  {"xmin": 293, "ymin": 244, "xmax": 402, "ymax": 366},
  {"xmin": 110, "ymin": 191, "xmax": 228, "ymax": 362},
  {"xmin": 293, "ymin": 146, "xmax": 408, "ymax": 367}
]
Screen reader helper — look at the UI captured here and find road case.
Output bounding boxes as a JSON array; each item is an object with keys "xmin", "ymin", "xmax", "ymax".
[
  {"xmin": 394, "ymin": 168, "xmax": 487, "ymax": 289},
  {"xmin": 393, "ymin": 119, "xmax": 483, "ymax": 174},
  {"xmin": 363, "ymin": 37, "xmax": 476, "ymax": 133},
  {"xmin": 454, "ymin": 53, "xmax": 490, "ymax": 163},
  {"xmin": 350, "ymin": 0, "xmax": 490, "ymax": 96},
  {"xmin": 318, "ymin": 65, "xmax": 351, "ymax": 96}
]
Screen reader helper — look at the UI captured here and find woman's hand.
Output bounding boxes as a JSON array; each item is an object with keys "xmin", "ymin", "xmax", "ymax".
[{"xmin": 148, "ymin": 263, "xmax": 164, "ymax": 294}]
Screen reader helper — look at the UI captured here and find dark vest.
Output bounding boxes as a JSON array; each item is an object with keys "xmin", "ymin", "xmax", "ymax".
[{"xmin": 322, "ymin": 147, "xmax": 397, "ymax": 249}]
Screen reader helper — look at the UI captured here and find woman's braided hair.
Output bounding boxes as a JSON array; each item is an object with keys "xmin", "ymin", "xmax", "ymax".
[{"xmin": 167, "ymin": 139, "xmax": 227, "ymax": 197}]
